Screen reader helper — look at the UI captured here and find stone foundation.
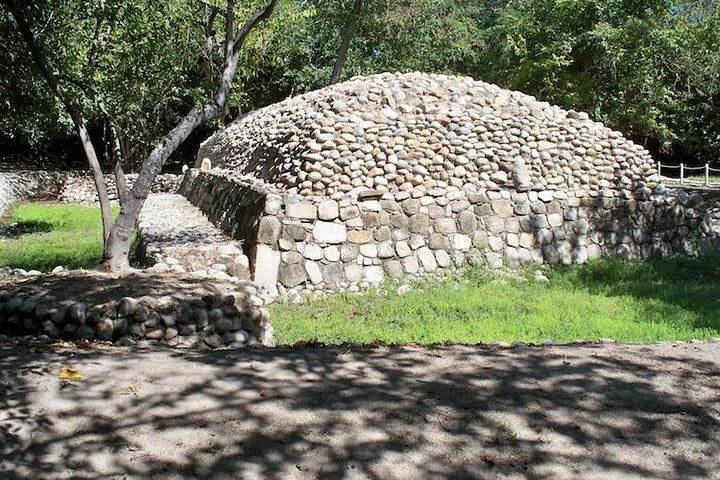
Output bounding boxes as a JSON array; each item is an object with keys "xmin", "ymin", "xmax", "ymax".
[{"xmin": 179, "ymin": 170, "xmax": 717, "ymax": 296}]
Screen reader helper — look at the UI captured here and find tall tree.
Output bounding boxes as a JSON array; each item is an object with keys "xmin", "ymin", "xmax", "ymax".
[
  {"xmin": 3, "ymin": 0, "xmax": 279, "ymax": 271},
  {"xmin": 329, "ymin": 0, "xmax": 363, "ymax": 84}
]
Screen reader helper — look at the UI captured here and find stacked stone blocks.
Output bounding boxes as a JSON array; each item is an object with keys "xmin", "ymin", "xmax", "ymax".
[{"xmin": 179, "ymin": 171, "xmax": 712, "ymax": 296}]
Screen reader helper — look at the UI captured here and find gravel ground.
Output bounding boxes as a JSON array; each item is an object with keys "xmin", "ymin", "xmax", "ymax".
[{"xmin": 1, "ymin": 341, "xmax": 719, "ymax": 479}]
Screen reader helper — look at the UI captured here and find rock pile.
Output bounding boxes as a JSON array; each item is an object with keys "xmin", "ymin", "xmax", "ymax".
[
  {"xmin": 198, "ymin": 72, "xmax": 658, "ymax": 197},
  {"xmin": 0, "ymin": 282, "xmax": 274, "ymax": 348}
]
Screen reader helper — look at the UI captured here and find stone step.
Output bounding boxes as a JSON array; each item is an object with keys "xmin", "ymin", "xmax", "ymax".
[{"xmin": 137, "ymin": 193, "xmax": 250, "ymax": 278}]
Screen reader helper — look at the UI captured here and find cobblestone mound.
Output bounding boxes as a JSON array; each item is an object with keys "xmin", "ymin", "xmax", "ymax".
[{"xmin": 198, "ymin": 72, "xmax": 657, "ymax": 197}]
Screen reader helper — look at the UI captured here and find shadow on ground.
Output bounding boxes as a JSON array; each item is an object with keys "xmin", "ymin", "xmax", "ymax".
[
  {"xmin": 1, "ymin": 342, "xmax": 719, "ymax": 479},
  {"xmin": 0, "ymin": 220, "xmax": 53, "ymax": 239},
  {"xmin": 553, "ymin": 255, "xmax": 720, "ymax": 331}
]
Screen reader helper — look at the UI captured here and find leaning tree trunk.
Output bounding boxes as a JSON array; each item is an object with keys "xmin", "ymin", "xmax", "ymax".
[
  {"xmin": 101, "ymin": 104, "xmax": 220, "ymax": 271},
  {"xmin": 101, "ymin": 0, "xmax": 278, "ymax": 272},
  {"xmin": 330, "ymin": 0, "xmax": 362, "ymax": 85},
  {"xmin": 4, "ymin": 0, "xmax": 113, "ymax": 240}
]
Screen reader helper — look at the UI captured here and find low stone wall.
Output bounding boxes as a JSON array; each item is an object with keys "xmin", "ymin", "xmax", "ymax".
[
  {"xmin": 0, "ymin": 170, "xmax": 181, "ymax": 217},
  {"xmin": 0, "ymin": 285, "xmax": 274, "ymax": 349},
  {"xmin": 59, "ymin": 173, "xmax": 181, "ymax": 204},
  {"xmin": 179, "ymin": 170, "xmax": 716, "ymax": 296},
  {"xmin": 178, "ymin": 172, "xmax": 267, "ymax": 257},
  {"xmin": 0, "ymin": 171, "xmax": 68, "ymax": 217}
]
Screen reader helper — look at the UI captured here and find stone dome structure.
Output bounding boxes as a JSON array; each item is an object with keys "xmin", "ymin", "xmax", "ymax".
[
  {"xmin": 180, "ymin": 72, "xmax": 714, "ymax": 297},
  {"xmin": 198, "ymin": 72, "xmax": 658, "ymax": 197}
]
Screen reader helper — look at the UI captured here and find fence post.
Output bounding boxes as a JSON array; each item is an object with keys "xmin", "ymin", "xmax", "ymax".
[
  {"xmin": 657, "ymin": 160, "xmax": 661, "ymax": 177},
  {"xmin": 680, "ymin": 163, "xmax": 684, "ymax": 184},
  {"xmin": 705, "ymin": 163, "xmax": 710, "ymax": 186}
]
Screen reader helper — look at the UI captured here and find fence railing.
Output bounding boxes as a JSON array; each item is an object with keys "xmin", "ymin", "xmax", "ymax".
[{"xmin": 657, "ymin": 162, "xmax": 720, "ymax": 187}]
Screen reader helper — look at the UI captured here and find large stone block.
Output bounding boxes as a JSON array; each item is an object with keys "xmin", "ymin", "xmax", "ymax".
[
  {"xmin": 321, "ymin": 263, "xmax": 344, "ymax": 287},
  {"xmin": 491, "ymin": 200, "xmax": 513, "ymax": 218},
  {"xmin": 417, "ymin": 247, "xmax": 438, "ymax": 272},
  {"xmin": 345, "ymin": 264, "xmax": 363, "ymax": 282},
  {"xmin": 364, "ymin": 266, "xmax": 385, "ymax": 284},
  {"xmin": 348, "ymin": 230, "xmax": 373, "ymax": 244},
  {"xmin": 409, "ymin": 213, "xmax": 429, "ymax": 233},
  {"xmin": 434, "ymin": 217, "xmax": 457, "ymax": 234},
  {"xmin": 340, "ymin": 205, "xmax": 360, "ymax": 220},
  {"xmin": 428, "ymin": 233, "xmax": 450, "ymax": 250},
  {"xmin": 287, "ymin": 203, "xmax": 318, "ymax": 219},
  {"xmin": 318, "ymin": 200, "xmax": 339, "ymax": 220},
  {"xmin": 284, "ymin": 223, "xmax": 308, "ymax": 241},
  {"xmin": 402, "ymin": 255, "xmax": 420, "ymax": 273},
  {"xmin": 304, "ymin": 261, "xmax": 323, "ymax": 284},
  {"xmin": 453, "ymin": 234, "xmax": 472, "ymax": 251},
  {"xmin": 313, "ymin": 221, "xmax": 347, "ymax": 244},
  {"xmin": 257, "ymin": 216, "xmax": 282, "ymax": 244},
  {"xmin": 254, "ymin": 245, "xmax": 281, "ymax": 291},
  {"xmin": 457, "ymin": 210, "xmax": 477, "ymax": 234}
]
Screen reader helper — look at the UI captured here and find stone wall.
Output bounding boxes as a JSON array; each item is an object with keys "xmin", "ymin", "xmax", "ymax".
[
  {"xmin": 0, "ymin": 285, "xmax": 274, "ymax": 349},
  {"xmin": 178, "ymin": 172, "xmax": 267, "ymax": 259},
  {"xmin": 0, "ymin": 170, "xmax": 180, "ymax": 217},
  {"xmin": 58, "ymin": 173, "xmax": 181, "ymax": 204},
  {"xmin": 179, "ymin": 170, "xmax": 716, "ymax": 296},
  {"xmin": 0, "ymin": 171, "xmax": 68, "ymax": 217}
]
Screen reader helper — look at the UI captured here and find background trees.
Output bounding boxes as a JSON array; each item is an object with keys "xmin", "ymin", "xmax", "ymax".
[
  {"xmin": 2, "ymin": 0, "xmax": 279, "ymax": 270},
  {"xmin": 4, "ymin": 0, "xmax": 717, "ymax": 169},
  {"xmin": 1, "ymin": 0, "xmax": 718, "ymax": 270}
]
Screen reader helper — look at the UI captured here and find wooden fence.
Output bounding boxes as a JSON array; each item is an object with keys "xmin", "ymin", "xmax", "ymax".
[{"xmin": 657, "ymin": 162, "xmax": 720, "ymax": 187}]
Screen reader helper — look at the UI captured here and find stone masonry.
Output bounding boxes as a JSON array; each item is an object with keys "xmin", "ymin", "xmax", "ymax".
[{"xmin": 179, "ymin": 170, "xmax": 715, "ymax": 297}]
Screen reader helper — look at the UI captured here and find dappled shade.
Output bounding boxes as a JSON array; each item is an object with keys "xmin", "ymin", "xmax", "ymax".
[{"xmin": 1, "ymin": 342, "xmax": 719, "ymax": 478}]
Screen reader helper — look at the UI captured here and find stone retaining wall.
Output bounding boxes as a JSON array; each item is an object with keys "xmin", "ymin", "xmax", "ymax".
[
  {"xmin": 58, "ymin": 173, "xmax": 181, "ymax": 204},
  {"xmin": 0, "ymin": 170, "xmax": 181, "ymax": 217},
  {"xmin": 0, "ymin": 171, "xmax": 68, "ymax": 217},
  {"xmin": 0, "ymin": 286, "xmax": 274, "ymax": 349},
  {"xmin": 179, "ymin": 170, "xmax": 716, "ymax": 296}
]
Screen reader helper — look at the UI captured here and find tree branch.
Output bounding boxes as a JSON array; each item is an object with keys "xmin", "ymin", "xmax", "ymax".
[{"xmin": 3, "ymin": 0, "xmax": 114, "ymax": 240}]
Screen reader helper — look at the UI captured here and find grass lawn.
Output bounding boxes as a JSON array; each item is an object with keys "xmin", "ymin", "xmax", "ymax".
[
  {"xmin": 0, "ymin": 202, "xmax": 122, "ymax": 271},
  {"xmin": 270, "ymin": 256, "xmax": 720, "ymax": 346}
]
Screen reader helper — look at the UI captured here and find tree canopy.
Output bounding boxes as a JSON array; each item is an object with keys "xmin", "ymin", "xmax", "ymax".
[{"xmin": 2, "ymin": 0, "xmax": 719, "ymax": 167}]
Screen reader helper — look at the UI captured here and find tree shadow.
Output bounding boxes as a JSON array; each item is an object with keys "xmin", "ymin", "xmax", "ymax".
[
  {"xmin": 0, "ymin": 220, "xmax": 53, "ymax": 239},
  {"xmin": 1, "ymin": 342, "xmax": 718, "ymax": 479},
  {"xmin": 557, "ymin": 255, "xmax": 720, "ymax": 331}
]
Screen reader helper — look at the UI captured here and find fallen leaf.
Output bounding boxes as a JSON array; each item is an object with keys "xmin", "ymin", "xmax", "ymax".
[{"xmin": 58, "ymin": 367, "xmax": 82, "ymax": 381}]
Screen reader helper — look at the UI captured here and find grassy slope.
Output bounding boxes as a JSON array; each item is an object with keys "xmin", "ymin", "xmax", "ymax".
[
  {"xmin": 270, "ymin": 256, "xmax": 720, "ymax": 345},
  {"xmin": 0, "ymin": 203, "xmax": 120, "ymax": 271}
]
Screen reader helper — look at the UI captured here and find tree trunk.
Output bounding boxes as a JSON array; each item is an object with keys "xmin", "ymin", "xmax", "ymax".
[
  {"xmin": 102, "ymin": 104, "xmax": 220, "ymax": 271},
  {"xmin": 101, "ymin": 0, "xmax": 278, "ymax": 272},
  {"xmin": 4, "ymin": 1, "xmax": 114, "ymax": 241},
  {"xmin": 330, "ymin": 0, "xmax": 362, "ymax": 85}
]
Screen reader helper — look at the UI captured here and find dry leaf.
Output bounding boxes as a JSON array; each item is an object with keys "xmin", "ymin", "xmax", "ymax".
[{"xmin": 58, "ymin": 367, "xmax": 82, "ymax": 381}]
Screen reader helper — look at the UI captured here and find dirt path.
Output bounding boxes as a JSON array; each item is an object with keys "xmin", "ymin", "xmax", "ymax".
[{"xmin": 1, "ymin": 341, "xmax": 719, "ymax": 479}]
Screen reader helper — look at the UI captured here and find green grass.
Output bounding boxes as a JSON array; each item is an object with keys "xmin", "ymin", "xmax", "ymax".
[
  {"xmin": 0, "ymin": 202, "xmax": 122, "ymax": 271},
  {"xmin": 270, "ymin": 256, "xmax": 720, "ymax": 345}
]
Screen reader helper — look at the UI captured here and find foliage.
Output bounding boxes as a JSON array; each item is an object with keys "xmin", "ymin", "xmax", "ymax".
[
  {"xmin": 0, "ymin": 0, "xmax": 277, "ymax": 168},
  {"xmin": 2, "ymin": 0, "xmax": 719, "ymax": 166},
  {"xmin": 483, "ymin": 0, "xmax": 720, "ymax": 163},
  {"xmin": 0, "ymin": 202, "xmax": 133, "ymax": 271},
  {"xmin": 234, "ymin": 0, "xmax": 719, "ymax": 163},
  {"xmin": 270, "ymin": 256, "xmax": 720, "ymax": 345}
]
